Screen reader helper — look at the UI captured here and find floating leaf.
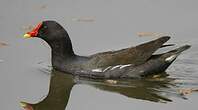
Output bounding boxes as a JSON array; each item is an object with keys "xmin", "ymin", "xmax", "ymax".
[
  {"xmin": 32, "ymin": 4, "xmax": 47, "ymax": 11},
  {"xmin": 71, "ymin": 16, "xmax": 95, "ymax": 23},
  {"xmin": 178, "ymin": 88, "xmax": 198, "ymax": 95},
  {"xmin": 0, "ymin": 41, "xmax": 8, "ymax": 48},
  {"xmin": 39, "ymin": 4, "xmax": 47, "ymax": 10}
]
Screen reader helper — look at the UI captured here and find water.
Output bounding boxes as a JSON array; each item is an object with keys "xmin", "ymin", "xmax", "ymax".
[{"xmin": 0, "ymin": 0, "xmax": 198, "ymax": 110}]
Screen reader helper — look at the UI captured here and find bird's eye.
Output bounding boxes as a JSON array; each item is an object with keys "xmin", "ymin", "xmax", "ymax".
[{"xmin": 43, "ymin": 26, "xmax": 48, "ymax": 29}]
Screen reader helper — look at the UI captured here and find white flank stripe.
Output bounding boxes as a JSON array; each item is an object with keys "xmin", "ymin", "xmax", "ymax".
[
  {"xmin": 92, "ymin": 68, "xmax": 103, "ymax": 72},
  {"xmin": 103, "ymin": 66, "xmax": 112, "ymax": 72},
  {"xmin": 92, "ymin": 64, "xmax": 132, "ymax": 73},
  {"xmin": 111, "ymin": 65, "xmax": 121, "ymax": 70},
  {"xmin": 120, "ymin": 64, "xmax": 132, "ymax": 69}
]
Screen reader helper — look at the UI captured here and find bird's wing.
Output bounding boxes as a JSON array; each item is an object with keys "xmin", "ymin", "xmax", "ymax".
[{"xmin": 88, "ymin": 36, "xmax": 171, "ymax": 68}]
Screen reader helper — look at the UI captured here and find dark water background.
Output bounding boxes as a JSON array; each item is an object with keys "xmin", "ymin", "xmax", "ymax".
[{"xmin": 0, "ymin": 0, "xmax": 198, "ymax": 110}]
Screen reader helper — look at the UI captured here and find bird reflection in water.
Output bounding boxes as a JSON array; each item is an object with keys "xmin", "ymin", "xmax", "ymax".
[
  {"xmin": 20, "ymin": 70, "xmax": 75, "ymax": 110},
  {"xmin": 20, "ymin": 70, "xmax": 181, "ymax": 110}
]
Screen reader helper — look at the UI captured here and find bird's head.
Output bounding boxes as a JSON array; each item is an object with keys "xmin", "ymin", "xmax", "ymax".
[
  {"xmin": 23, "ymin": 20, "xmax": 75, "ymax": 58},
  {"xmin": 23, "ymin": 21, "xmax": 68, "ymax": 43}
]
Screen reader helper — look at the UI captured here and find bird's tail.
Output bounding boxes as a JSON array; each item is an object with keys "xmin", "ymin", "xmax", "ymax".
[
  {"xmin": 163, "ymin": 45, "xmax": 191, "ymax": 62},
  {"xmin": 137, "ymin": 45, "xmax": 191, "ymax": 78},
  {"xmin": 168, "ymin": 45, "xmax": 191, "ymax": 54}
]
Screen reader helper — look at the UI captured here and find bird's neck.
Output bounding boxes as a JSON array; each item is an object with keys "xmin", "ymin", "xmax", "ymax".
[{"xmin": 50, "ymin": 36, "xmax": 75, "ymax": 69}]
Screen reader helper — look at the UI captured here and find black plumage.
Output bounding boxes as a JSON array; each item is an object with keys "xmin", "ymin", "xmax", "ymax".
[{"xmin": 24, "ymin": 20, "xmax": 191, "ymax": 79}]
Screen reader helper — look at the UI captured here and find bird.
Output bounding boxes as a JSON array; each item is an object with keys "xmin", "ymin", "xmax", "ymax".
[{"xmin": 23, "ymin": 20, "xmax": 191, "ymax": 79}]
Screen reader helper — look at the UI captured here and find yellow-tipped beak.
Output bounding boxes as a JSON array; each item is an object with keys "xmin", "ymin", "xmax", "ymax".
[
  {"xmin": 20, "ymin": 101, "xmax": 33, "ymax": 110},
  {"xmin": 20, "ymin": 101, "xmax": 27, "ymax": 108},
  {"xmin": 23, "ymin": 34, "xmax": 31, "ymax": 38}
]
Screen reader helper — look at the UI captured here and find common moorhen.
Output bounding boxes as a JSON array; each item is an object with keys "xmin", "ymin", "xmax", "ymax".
[{"xmin": 24, "ymin": 21, "xmax": 191, "ymax": 79}]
